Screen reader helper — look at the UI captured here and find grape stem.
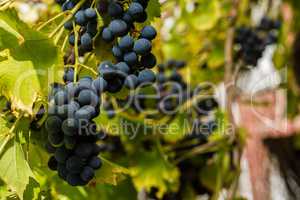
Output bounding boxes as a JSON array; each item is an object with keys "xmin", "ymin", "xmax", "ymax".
[
  {"xmin": 78, "ymin": 63, "xmax": 98, "ymax": 75},
  {"xmin": 48, "ymin": 0, "xmax": 86, "ymax": 38},
  {"xmin": 37, "ymin": 11, "xmax": 68, "ymax": 31}
]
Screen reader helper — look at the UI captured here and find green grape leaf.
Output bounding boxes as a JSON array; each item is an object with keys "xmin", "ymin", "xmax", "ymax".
[
  {"xmin": 0, "ymin": 9, "xmax": 25, "ymax": 46},
  {"xmin": 207, "ymin": 44, "xmax": 225, "ymax": 69},
  {"xmin": 0, "ymin": 9, "xmax": 62, "ymax": 113},
  {"xmin": 0, "ymin": 139, "xmax": 36, "ymax": 199},
  {"xmin": 146, "ymin": 0, "xmax": 161, "ymax": 22},
  {"xmin": 189, "ymin": 0, "xmax": 221, "ymax": 31},
  {"xmin": 94, "ymin": 157, "xmax": 129, "ymax": 185},
  {"xmin": 130, "ymin": 149, "xmax": 179, "ymax": 198},
  {"xmin": 163, "ymin": 113, "xmax": 190, "ymax": 143}
]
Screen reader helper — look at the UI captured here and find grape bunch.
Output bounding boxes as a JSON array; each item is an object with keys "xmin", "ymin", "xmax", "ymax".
[
  {"xmin": 235, "ymin": 17, "xmax": 281, "ymax": 66},
  {"xmin": 45, "ymin": 74, "xmax": 105, "ymax": 186},
  {"xmin": 56, "ymin": 0, "xmax": 98, "ymax": 55},
  {"xmin": 101, "ymin": 0, "xmax": 152, "ymax": 42}
]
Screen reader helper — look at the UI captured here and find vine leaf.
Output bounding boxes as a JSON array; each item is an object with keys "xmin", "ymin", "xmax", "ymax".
[
  {"xmin": 189, "ymin": 0, "xmax": 221, "ymax": 31},
  {"xmin": 0, "ymin": 139, "xmax": 35, "ymax": 200},
  {"xmin": 0, "ymin": 9, "xmax": 62, "ymax": 114},
  {"xmin": 130, "ymin": 149, "xmax": 180, "ymax": 198},
  {"xmin": 146, "ymin": 0, "xmax": 161, "ymax": 22},
  {"xmin": 0, "ymin": 9, "xmax": 25, "ymax": 45},
  {"xmin": 94, "ymin": 157, "xmax": 129, "ymax": 185}
]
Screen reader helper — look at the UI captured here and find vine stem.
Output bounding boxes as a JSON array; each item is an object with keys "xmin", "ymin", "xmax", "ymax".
[
  {"xmin": 224, "ymin": 0, "xmax": 242, "ymax": 199},
  {"xmin": 73, "ymin": 22, "xmax": 79, "ymax": 82},
  {"xmin": 78, "ymin": 63, "xmax": 98, "ymax": 75},
  {"xmin": 37, "ymin": 11, "xmax": 67, "ymax": 31}
]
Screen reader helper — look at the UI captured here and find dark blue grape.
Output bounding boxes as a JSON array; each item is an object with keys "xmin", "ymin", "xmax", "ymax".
[
  {"xmin": 124, "ymin": 74, "xmax": 138, "ymax": 89},
  {"xmin": 81, "ymin": 33, "xmax": 92, "ymax": 48},
  {"xmin": 135, "ymin": 11, "xmax": 147, "ymax": 23},
  {"xmin": 75, "ymin": 10, "xmax": 87, "ymax": 26},
  {"xmin": 66, "ymin": 156, "xmax": 84, "ymax": 173},
  {"xmin": 124, "ymin": 52, "xmax": 138, "ymax": 66},
  {"xmin": 128, "ymin": 2, "xmax": 144, "ymax": 19},
  {"xmin": 140, "ymin": 25, "xmax": 157, "ymax": 40},
  {"xmin": 140, "ymin": 53, "xmax": 156, "ymax": 68},
  {"xmin": 77, "ymin": 89, "xmax": 99, "ymax": 107},
  {"xmin": 56, "ymin": 0, "xmax": 66, "ymax": 5},
  {"xmin": 119, "ymin": 35, "xmax": 134, "ymax": 51},
  {"xmin": 55, "ymin": 146, "xmax": 71, "ymax": 163},
  {"xmin": 64, "ymin": 20, "xmax": 73, "ymax": 30},
  {"xmin": 57, "ymin": 164, "xmax": 68, "ymax": 180},
  {"xmin": 108, "ymin": 2, "xmax": 123, "ymax": 18},
  {"xmin": 74, "ymin": 105, "xmax": 96, "ymax": 121},
  {"xmin": 108, "ymin": 19, "xmax": 128, "ymax": 37},
  {"xmin": 106, "ymin": 78, "xmax": 123, "ymax": 93},
  {"xmin": 92, "ymin": 77, "xmax": 107, "ymax": 94},
  {"xmin": 169, "ymin": 70, "xmax": 182, "ymax": 82},
  {"xmin": 102, "ymin": 28, "xmax": 114, "ymax": 42},
  {"xmin": 115, "ymin": 62, "xmax": 130, "ymax": 75},
  {"xmin": 80, "ymin": 166, "xmax": 95, "ymax": 182},
  {"xmin": 138, "ymin": 69, "xmax": 156, "ymax": 84},
  {"xmin": 46, "ymin": 116, "xmax": 62, "ymax": 131},
  {"xmin": 67, "ymin": 173, "xmax": 86, "ymax": 186},
  {"xmin": 88, "ymin": 156, "xmax": 102, "ymax": 169},
  {"xmin": 54, "ymin": 90, "xmax": 68, "ymax": 105},
  {"xmin": 133, "ymin": 0, "xmax": 149, "ymax": 9},
  {"xmin": 63, "ymin": 68, "xmax": 75, "ymax": 83},
  {"xmin": 122, "ymin": 12, "xmax": 133, "ymax": 25},
  {"xmin": 112, "ymin": 45, "xmax": 123, "ymax": 58},
  {"xmin": 133, "ymin": 38, "xmax": 151, "ymax": 55},
  {"xmin": 84, "ymin": 8, "xmax": 97, "ymax": 19},
  {"xmin": 69, "ymin": 33, "xmax": 75, "ymax": 46},
  {"xmin": 62, "ymin": 1, "xmax": 75, "ymax": 11},
  {"xmin": 48, "ymin": 156, "xmax": 58, "ymax": 171}
]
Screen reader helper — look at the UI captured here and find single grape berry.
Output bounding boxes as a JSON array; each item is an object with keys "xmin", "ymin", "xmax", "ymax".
[
  {"xmin": 57, "ymin": 164, "xmax": 68, "ymax": 180},
  {"xmin": 88, "ymin": 156, "xmax": 102, "ymax": 169},
  {"xmin": 48, "ymin": 156, "xmax": 58, "ymax": 171},
  {"xmin": 108, "ymin": 19, "xmax": 128, "ymax": 37},
  {"xmin": 77, "ymin": 89, "xmax": 99, "ymax": 107},
  {"xmin": 102, "ymin": 28, "xmax": 114, "ymax": 42},
  {"xmin": 112, "ymin": 45, "xmax": 123, "ymax": 58},
  {"xmin": 55, "ymin": 146, "xmax": 71, "ymax": 163},
  {"xmin": 105, "ymin": 78, "xmax": 123, "ymax": 93},
  {"xmin": 46, "ymin": 116, "xmax": 62, "ymax": 131},
  {"xmin": 133, "ymin": 39, "xmax": 152, "ymax": 55},
  {"xmin": 84, "ymin": 8, "xmax": 97, "ymax": 19},
  {"xmin": 92, "ymin": 77, "xmax": 107, "ymax": 94},
  {"xmin": 80, "ymin": 166, "xmax": 95, "ymax": 182},
  {"xmin": 74, "ymin": 105, "xmax": 96, "ymax": 121},
  {"xmin": 140, "ymin": 25, "xmax": 157, "ymax": 40},
  {"xmin": 75, "ymin": 10, "xmax": 87, "ymax": 26},
  {"xmin": 138, "ymin": 69, "xmax": 156, "ymax": 84},
  {"xmin": 64, "ymin": 20, "xmax": 73, "ymax": 30},
  {"xmin": 54, "ymin": 90, "xmax": 68, "ymax": 106},
  {"xmin": 81, "ymin": 33, "xmax": 92, "ymax": 49},
  {"xmin": 135, "ymin": 11, "xmax": 147, "ymax": 23},
  {"xmin": 48, "ymin": 132, "xmax": 64, "ymax": 147},
  {"xmin": 124, "ymin": 74, "xmax": 139, "ymax": 89},
  {"xmin": 119, "ymin": 35, "xmax": 134, "ymax": 51},
  {"xmin": 115, "ymin": 62, "xmax": 130, "ymax": 75},
  {"xmin": 67, "ymin": 173, "xmax": 86, "ymax": 186},
  {"xmin": 64, "ymin": 135, "xmax": 77, "ymax": 150},
  {"xmin": 128, "ymin": 2, "xmax": 144, "ymax": 19},
  {"xmin": 124, "ymin": 52, "xmax": 138, "ymax": 66},
  {"xmin": 140, "ymin": 53, "xmax": 156, "ymax": 68},
  {"xmin": 108, "ymin": 2, "xmax": 123, "ymax": 18}
]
